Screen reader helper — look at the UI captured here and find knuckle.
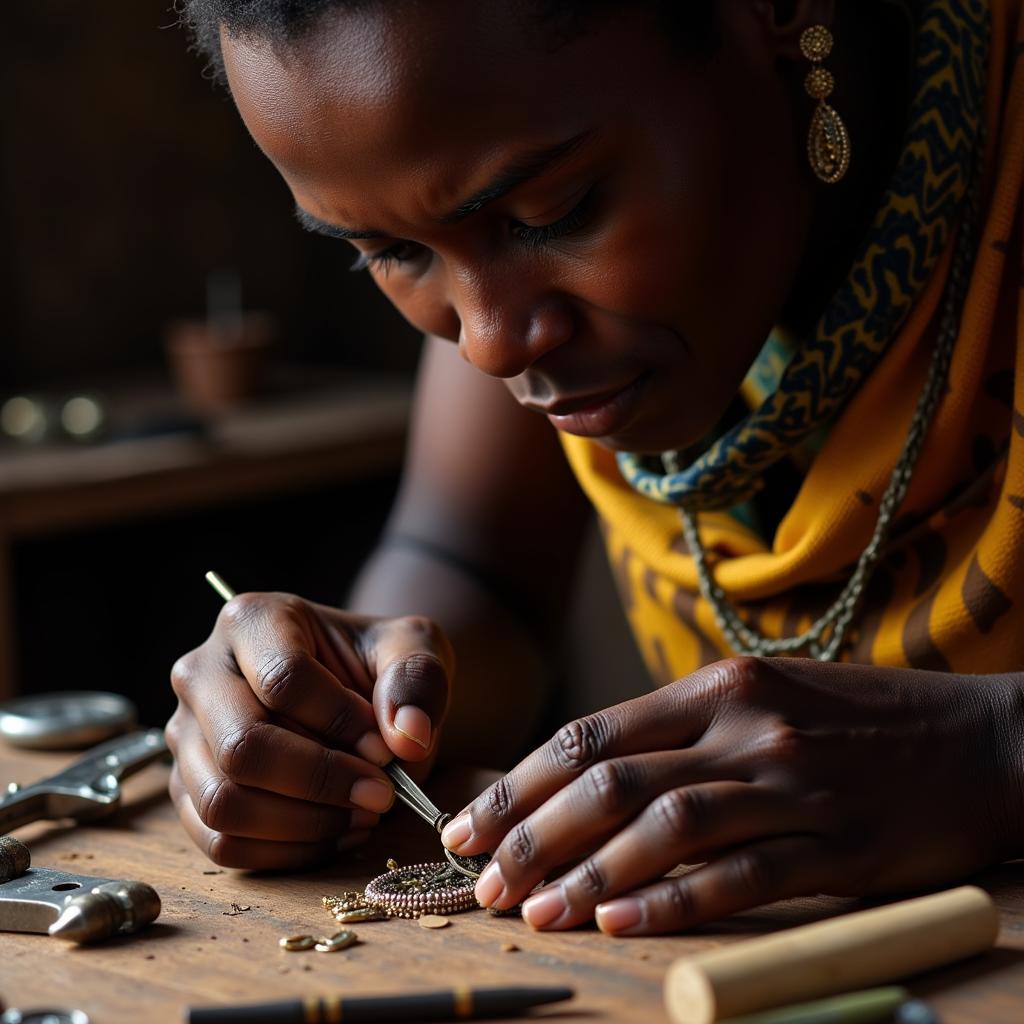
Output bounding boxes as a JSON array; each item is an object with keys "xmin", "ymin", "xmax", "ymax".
[
  {"xmin": 170, "ymin": 654, "xmax": 199, "ymax": 698},
  {"xmin": 506, "ymin": 823, "xmax": 536, "ymax": 866},
  {"xmin": 196, "ymin": 775, "xmax": 235, "ymax": 833},
  {"xmin": 254, "ymin": 650, "xmax": 311, "ymax": 712},
  {"xmin": 216, "ymin": 721, "xmax": 270, "ymax": 782},
  {"xmin": 651, "ymin": 788, "xmax": 703, "ymax": 843},
  {"xmin": 660, "ymin": 878, "xmax": 698, "ymax": 923},
  {"xmin": 322, "ymin": 699, "xmax": 357, "ymax": 742},
  {"xmin": 757, "ymin": 720, "xmax": 806, "ymax": 764},
  {"xmin": 485, "ymin": 776, "xmax": 514, "ymax": 821},
  {"xmin": 584, "ymin": 759, "xmax": 639, "ymax": 815},
  {"xmin": 552, "ymin": 714, "xmax": 612, "ymax": 773},
  {"xmin": 571, "ymin": 859, "xmax": 608, "ymax": 898},
  {"xmin": 164, "ymin": 712, "xmax": 183, "ymax": 756},
  {"xmin": 397, "ymin": 615, "xmax": 443, "ymax": 646},
  {"xmin": 702, "ymin": 656, "xmax": 768, "ymax": 703},
  {"xmin": 219, "ymin": 592, "xmax": 266, "ymax": 630},
  {"xmin": 388, "ymin": 651, "xmax": 447, "ymax": 696},
  {"xmin": 304, "ymin": 748, "xmax": 333, "ymax": 805},
  {"xmin": 731, "ymin": 848, "xmax": 778, "ymax": 897}
]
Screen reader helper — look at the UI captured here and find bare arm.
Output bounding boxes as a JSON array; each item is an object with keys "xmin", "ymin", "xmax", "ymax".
[{"xmin": 349, "ymin": 336, "xmax": 591, "ymax": 766}]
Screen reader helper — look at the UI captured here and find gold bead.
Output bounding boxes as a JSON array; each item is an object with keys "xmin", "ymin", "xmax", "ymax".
[
  {"xmin": 800, "ymin": 24, "xmax": 833, "ymax": 63},
  {"xmin": 805, "ymin": 66, "xmax": 835, "ymax": 100}
]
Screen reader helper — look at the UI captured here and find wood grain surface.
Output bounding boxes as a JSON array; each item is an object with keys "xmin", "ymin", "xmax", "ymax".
[{"xmin": 3, "ymin": 746, "xmax": 1024, "ymax": 1023}]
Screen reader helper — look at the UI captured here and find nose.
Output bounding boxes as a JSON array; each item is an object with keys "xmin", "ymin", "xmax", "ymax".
[{"xmin": 452, "ymin": 268, "xmax": 575, "ymax": 379}]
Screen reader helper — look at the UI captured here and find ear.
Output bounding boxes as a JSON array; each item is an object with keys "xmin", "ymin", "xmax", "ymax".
[{"xmin": 751, "ymin": 0, "xmax": 838, "ymax": 62}]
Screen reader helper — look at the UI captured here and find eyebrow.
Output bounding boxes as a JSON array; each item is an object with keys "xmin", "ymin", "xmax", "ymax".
[{"xmin": 294, "ymin": 130, "xmax": 593, "ymax": 241}]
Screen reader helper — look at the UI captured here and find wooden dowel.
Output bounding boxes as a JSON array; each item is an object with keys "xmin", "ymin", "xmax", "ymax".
[{"xmin": 664, "ymin": 886, "xmax": 998, "ymax": 1024}]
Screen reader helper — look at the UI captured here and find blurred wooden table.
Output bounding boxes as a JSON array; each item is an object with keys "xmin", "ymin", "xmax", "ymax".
[
  {"xmin": 0, "ymin": 372, "xmax": 412, "ymax": 699},
  {"xmin": 3, "ymin": 744, "xmax": 1024, "ymax": 1023}
]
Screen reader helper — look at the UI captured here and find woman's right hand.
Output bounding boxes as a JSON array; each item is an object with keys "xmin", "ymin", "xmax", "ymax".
[{"xmin": 165, "ymin": 591, "xmax": 454, "ymax": 869}]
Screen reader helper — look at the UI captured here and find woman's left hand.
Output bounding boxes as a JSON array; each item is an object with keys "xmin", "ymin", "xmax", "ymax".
[{"xmin": 441, "ymin": 657, "xmax": 1023, "ymax": 935}]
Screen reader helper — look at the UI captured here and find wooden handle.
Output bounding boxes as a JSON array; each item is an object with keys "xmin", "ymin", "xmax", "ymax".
[{"xmin": 664, "ymin": 886, "xmax": 999, "ymax": 1024}]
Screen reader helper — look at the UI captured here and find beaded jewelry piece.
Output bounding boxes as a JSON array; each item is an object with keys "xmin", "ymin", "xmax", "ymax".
[
  {"xmin": 801, "ymin": 25, "xmax": 851, "ymax": 184},
  {"xmin": 362, "ymin": 861, "xmax": 480, "ymax": 920}
]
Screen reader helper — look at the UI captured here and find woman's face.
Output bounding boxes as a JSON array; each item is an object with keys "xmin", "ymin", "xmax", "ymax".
[{"xmin": 223, "ymin": 1, "xmax": 814, "ymax": 454}]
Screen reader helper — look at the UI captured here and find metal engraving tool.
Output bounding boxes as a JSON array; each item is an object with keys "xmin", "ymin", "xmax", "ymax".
[
  {"xmin": 0, "ymin": 728, "xmax": 167, "ymax": 832},
  {"xmin": 0, "ymin": 835, "xmax": 160, "ymax": 942}
]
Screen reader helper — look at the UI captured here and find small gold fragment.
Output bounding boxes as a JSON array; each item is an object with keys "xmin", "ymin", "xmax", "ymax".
[
  {"xmin": 418, "ymin": 915, "xmax": 450, "ymax": 930},
  {"xmin": 279, "ymin": 934, "xmax": 316, "ymax": 951},
  {"xmin": 334, "ymin": 907, "xmax": 389, "ymax": 923},
  {"xmin": 315, "ymin": 929, "xmax": 359, "ymax": 952},
  {"xmin": 501, "ymin": 943, "xmax": 520, "ymax": 953},
  {"xmin": 386, "ymin": 858, "xmax": 400, "ymax": 871}
]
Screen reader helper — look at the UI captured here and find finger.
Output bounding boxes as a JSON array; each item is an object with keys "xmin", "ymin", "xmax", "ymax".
[
  {"xmin": 475, "ymin": 749, "xmax": 731, "ymax": 910},
  {"xmin": 593, "ymin": 834, "xmax": 827, "ymax": 936},
  {"xmin": 367, "ymin": 615, "xmax": 454, "ymax": 761},
  {"xmin": 216, "ymin": 593, "xmax": 389, "ymax": 763},
  {"xmin": 173, "ymin": 713, "xmax": 382, "ymax": 842},
  {"xmin": 516, "ymin": 781, "xmax": 812, "ymax": 927},
  {"xmin": 172, "ymin": 650, "xmax": 395, "ymax": 813},
  {"xmin": 170, "ymin": 765, "xmax": 369, "ymax": 870},
  {"xmin": 442, "ymin": 662, "xmax": 739, "ymax": 857}
]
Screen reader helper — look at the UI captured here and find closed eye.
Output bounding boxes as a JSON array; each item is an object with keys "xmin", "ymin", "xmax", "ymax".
[
  {"xmin": 349, "ymin": 183, "xmax": 599, "ymax": 274},
  {"xmin": 511, "ymin": 185, "xmax": 598, "ymax": 248},
  {"xmin": 350, "ymin": 240, "xmax": 427, "ymax": 274}
]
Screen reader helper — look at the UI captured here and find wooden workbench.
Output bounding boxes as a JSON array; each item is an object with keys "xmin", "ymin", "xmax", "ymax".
[{"xmin": 4, "ymin": 744, "xmax": 1024, "ymax": 1023}]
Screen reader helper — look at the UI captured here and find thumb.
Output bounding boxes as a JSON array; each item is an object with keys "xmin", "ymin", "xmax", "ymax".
[{"xmin": 368, "ymin": 616, "xmax": 454, "ymax": 761}]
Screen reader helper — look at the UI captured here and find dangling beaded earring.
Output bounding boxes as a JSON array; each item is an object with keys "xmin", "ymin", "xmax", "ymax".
[{"xmin": 800, "ymin": 25, "xmax": 851, "ymax": 184}]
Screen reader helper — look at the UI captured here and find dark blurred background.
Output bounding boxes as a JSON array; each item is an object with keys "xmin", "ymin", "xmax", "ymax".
[{"xmin": 0, "ymin": 1, "xmax": 422, "ymax": 726}]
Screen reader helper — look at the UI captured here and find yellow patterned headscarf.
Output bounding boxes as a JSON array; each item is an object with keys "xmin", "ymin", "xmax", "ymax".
[{"xmin": 561, "ymin": 0, "xmax": 1024, "ymax": 679}]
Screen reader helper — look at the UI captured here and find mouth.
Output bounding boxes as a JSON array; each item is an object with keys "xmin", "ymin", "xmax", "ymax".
[{"xmin": 536, "ymin": 371, "xmax": 653, "ymax": 439}]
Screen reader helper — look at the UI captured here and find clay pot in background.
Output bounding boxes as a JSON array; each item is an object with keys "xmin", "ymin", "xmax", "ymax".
[{"xmin": 163, "ymin": 312, "xmax": 274, "ymax": 416}]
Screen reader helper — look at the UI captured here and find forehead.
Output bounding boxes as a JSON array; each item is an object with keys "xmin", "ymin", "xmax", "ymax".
[{"xmin": 221, "ymin": 2, "xmax": 663, "ymax": 224}]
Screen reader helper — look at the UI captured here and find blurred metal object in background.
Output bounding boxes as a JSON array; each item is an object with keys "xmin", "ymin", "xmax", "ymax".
[
  {"xmin": 59, "ymin": 396, "xmax": 106, "ymax": 442},
  {"xmin": 1, "ymin": 1010, "xmax": 90, "ymax": 1024},
  {"xmin": 0, "ymin": 728, "xmax": 167, "ymax": 832},
  {"xmin": 1, "ymin": 397, "xmax": 55, "ymax": 445},
  {"xmin": 0, "ymin": 693, "xmax": 137, "ymax": 750},
  {"xmin": 1, "ymin": 394, "xmax": 107, "ymax": 445}
]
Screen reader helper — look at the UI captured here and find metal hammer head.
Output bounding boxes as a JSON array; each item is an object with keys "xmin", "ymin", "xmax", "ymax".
[{"xmin": 49, "ymin": 880, "xmax": 161, "ymax": 942}]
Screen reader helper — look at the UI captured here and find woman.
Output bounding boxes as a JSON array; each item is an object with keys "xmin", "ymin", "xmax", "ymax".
[{"xmin": 167, "ymin": 0, "xmax": 1024, "ymax": 935}]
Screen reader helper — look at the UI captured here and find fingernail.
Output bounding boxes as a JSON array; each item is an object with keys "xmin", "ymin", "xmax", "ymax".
[
  {"xmin": 474, "ymin": 861, "xmax": 505, "ymax": 907},
  {"xmin": 355, "ymin": 731, "xmax": 392, "ymax": 766},
  {"xmin": 337, "ymin": 829, "xmax": 372, "ymax": 852},
  {"xmin": 595, "ymin": 898, "xmax": 643, "ymax": 935},
  {"xmin": 394, "ymin": 705, "xmax": 431, "ymax": 750},
  {"xmin": 523, "ymin": 887, "xmax": 568, "ymax": 930},
  {"xmin": 350, "ymin": 809, "xmax": 380, "ymax": 830},
  {"xmin": 350, "ymin": 777, "xmax": 394, "ymax": 813},
  {"xmin": 441, "ymin": 813, "xmax": 473, "ymax": 852}
]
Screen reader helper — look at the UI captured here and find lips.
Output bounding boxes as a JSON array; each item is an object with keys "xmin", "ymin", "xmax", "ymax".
[
  {"xmin": 537, "ymin": 371, "xmax": 652, "ymax": 439},
  {"xmin": 538, "ymin": 383, "xmax": 637, "ymax": 417}
]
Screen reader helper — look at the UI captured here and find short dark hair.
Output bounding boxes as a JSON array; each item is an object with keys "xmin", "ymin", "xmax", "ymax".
[{"xmin": 177, "ymin": 0, "xmax": 718, "ymax": 84}]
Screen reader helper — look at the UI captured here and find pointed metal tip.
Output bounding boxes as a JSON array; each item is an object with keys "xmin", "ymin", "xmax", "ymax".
[{"xmin": 49, "ymin": 903, "xmax": 89, "ymax": 941}]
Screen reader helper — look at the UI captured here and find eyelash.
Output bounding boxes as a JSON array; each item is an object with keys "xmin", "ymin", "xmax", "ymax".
[{"xmin": 349, "ymin": 186, "xmax": 598, "ymax": 274}]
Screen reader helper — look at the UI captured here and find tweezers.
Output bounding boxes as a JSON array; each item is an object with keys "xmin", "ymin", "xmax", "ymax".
[{"xmin": 383, "ymin": 762, "xmax": 452, "ymax": 834}]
